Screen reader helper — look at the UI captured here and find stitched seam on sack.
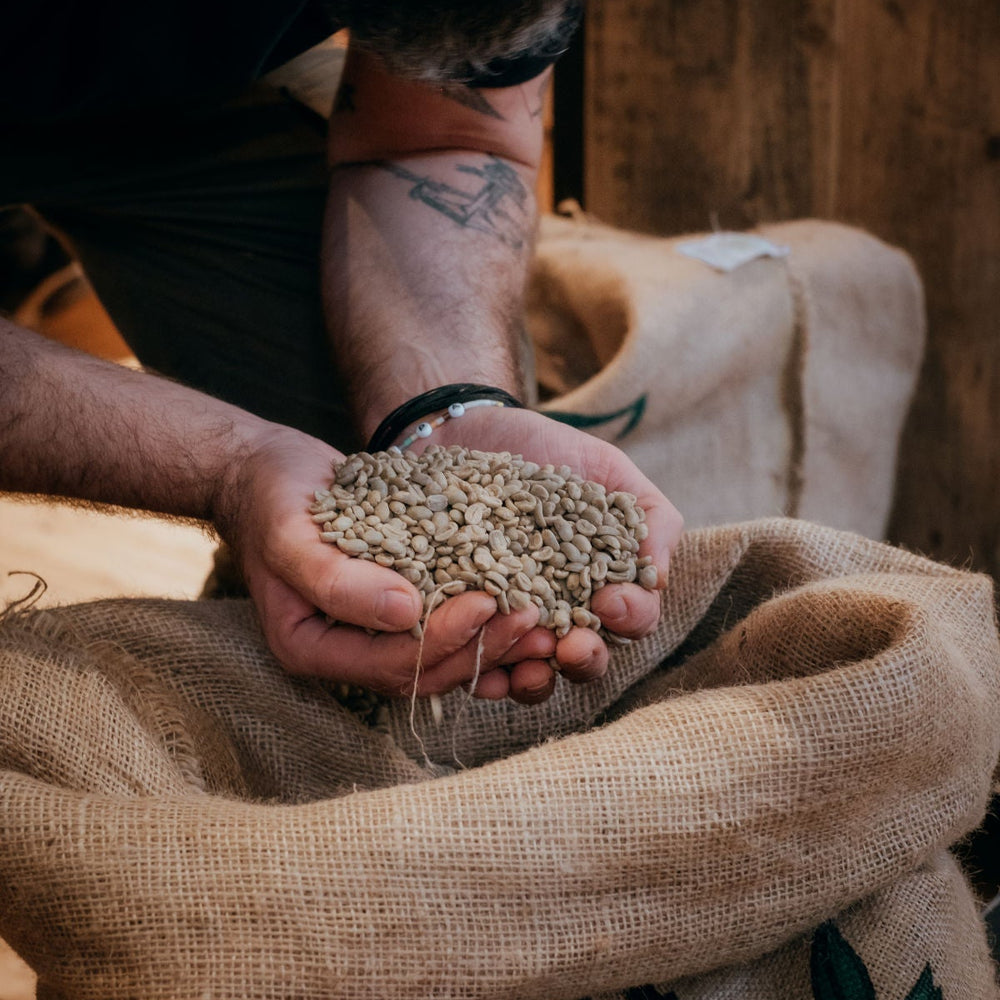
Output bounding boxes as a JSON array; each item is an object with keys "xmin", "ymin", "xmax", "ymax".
[{"xmin": 780, "ymin": 261, "xmax": 808, "ymax": 519}]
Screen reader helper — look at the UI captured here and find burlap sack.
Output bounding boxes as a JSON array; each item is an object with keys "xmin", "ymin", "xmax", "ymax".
[
  {"xmin": 526, "ymin": 214, "xmax": 926, "ymax": 537},
  {"xmin": 1, "ymin": 518, "xmax": 998, "ymax": 999}
]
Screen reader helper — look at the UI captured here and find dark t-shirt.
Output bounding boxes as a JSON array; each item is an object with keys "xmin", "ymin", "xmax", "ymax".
[
  {"xmin": 0, "ymin": 1, "xmax": 580, "ymax": 127},
  {"xmin": 0, "ymin": 0, "xmax": 337, "ymax": 125}
]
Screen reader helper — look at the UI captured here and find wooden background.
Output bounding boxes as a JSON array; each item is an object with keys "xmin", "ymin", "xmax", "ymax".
[{"xmin": 575, "ymin": 0, "xmax": 1000, "ymax": 578}]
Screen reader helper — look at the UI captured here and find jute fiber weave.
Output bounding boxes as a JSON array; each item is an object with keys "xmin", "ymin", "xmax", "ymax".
[
  {"xmin": 528, "ymin": 215, "xmax": 925, "ymax": 539},
  {"xmin": 1, "ymin": 518, "xmax": 998, "ymax": 999}
]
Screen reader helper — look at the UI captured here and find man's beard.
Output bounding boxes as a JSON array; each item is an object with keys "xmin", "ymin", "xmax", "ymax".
[{"xmin": 339, "ymin": 0, "xmax": 580, "ymax": 82}]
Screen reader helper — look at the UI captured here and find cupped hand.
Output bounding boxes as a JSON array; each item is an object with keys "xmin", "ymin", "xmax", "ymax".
[
  {"xmin": 430, "ymin": 405, "xmax": 684, "ymax": 702},
  {"xmin": 214, "ymin": 424, "xmax": 557, "ymax": 698}
]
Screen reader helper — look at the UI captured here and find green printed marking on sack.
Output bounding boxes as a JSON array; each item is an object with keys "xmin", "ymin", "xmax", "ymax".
[
  {"xmin": 545, "ymin": 394, "xmax": 646, "ymax": 441},
  {"xmin": 636, "ymin": 923, "xmax": 944, "ymax": 1000},
  {"xmin": 810, "ymin": 922, "xmax": 943, "ymax": 1000}
]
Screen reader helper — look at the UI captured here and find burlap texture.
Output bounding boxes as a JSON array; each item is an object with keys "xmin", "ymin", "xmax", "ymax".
[
  {"xmin": 527, "ymin": 214, "xmax": 925, "ymax": 538},
  {"xmin": 1, "ymin": 518, "xmax": 998, "ymax": 999}
]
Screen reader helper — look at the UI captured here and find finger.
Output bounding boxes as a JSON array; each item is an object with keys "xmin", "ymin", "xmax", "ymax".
[
  {"xmin": 465, "ymin": 668, "xmax": 510, "ymax": 700},
  {"xmin": 591, "ymin": 582, "xmax": 662, "ymax": 639},
  {"xmin": 498, "ymin": 626, "xmax": 557, "ymax": 665},
  {"xmin": 479, "ymin": 604, "xmax": 541, "ymax": 656},
  {"xmin": 508, "ymin": 659, "xmax": 557, "ymax": 705},
  {"xmin": 415, "ymin": 605, "xmax": 540, "ymax": 695},
  {"xmin": 554, "ymin": 628, "xmax": 608, "ymax": 683},
  {"xmin": 280, "ymin": 536, "xmax": 424, "ymax": 632},
  {"xmin": 257, "ymin": 574, "xmax": 495, "ymax": 691},
  {"xmin": 636, "ymin": 493, "xmax": 684, "ymax": 587}
]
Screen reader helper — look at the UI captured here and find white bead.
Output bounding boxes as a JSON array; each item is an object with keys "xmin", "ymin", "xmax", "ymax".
[
  {"xmin": 416, "ymin": 422, "xmax": 433, "ymax": 438},
  {"xmin": 448, "ymin": 402, "xmax": 466, "ymax": 418}
]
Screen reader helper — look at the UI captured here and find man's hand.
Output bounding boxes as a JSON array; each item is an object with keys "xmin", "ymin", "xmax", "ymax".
[{"xmin": 427, "ymin": 405, "xmax": 684, "ymax": 703}]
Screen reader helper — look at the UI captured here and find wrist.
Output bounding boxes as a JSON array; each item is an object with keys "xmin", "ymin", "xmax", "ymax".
[
  {"xmin": 351, "ymin": 355, "xmax": 526, "ymax": 443},
  {"xmin": 365, "ymin": 383, "xmax": 524, "ymax": 453},
  {"xmin": 208, "ymin": 417, "xmax": 288, "ymax": 543}
]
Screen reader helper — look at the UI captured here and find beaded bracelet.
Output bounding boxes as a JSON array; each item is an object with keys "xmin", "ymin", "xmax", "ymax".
[
  {"xmin": 394, "ymin": 398, "xmax": 505, "ymax": 450},
  {"xmin": 366, "ymin": 383, "xmax": 524, "ymax": 452}
]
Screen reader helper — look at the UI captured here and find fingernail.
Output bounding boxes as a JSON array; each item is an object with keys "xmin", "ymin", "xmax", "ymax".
[
  {"xmin": 513, "ymin": 618, "xmax": 537, "ymax": 642},
  {"xmin": 471, "ymin": 595, "xmax": 498, "ymax": 626},
  {"xmin": 561, "ymin": 650, "xmax": 594, "ymax": 670},
  {"xmin": 603, "ymin": 594, "xmax": 628, "ymax": 623},
  {"xmin": 521, "ymin": 681, "xmax": 555, "ymax": 704},
  {"xmin": 375, "ymin": 589, "xmax": 418, "ymax": 629}
]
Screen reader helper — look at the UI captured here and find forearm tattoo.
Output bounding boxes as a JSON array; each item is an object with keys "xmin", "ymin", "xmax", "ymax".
[
  {"xmin": 380, "ymin": 157, "xmax": 531, "ymax": 250},
  {"xmin": 526, "ymin": 75, "xmax": 550, "ymax": 119},
  {"xmin": 437, "ymin": 84, "xmax": 506, "ymax": 120}
]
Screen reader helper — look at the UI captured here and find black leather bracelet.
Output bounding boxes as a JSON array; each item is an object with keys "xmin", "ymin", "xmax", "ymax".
[{"xmin": 366, "ymin": 383, "xmax": 525, "ymax": 453}]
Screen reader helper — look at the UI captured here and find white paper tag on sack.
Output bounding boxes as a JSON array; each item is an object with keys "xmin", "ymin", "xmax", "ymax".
[{"xmin": 677, "ymin": 232, "xmax": 790, "ymax": 272}]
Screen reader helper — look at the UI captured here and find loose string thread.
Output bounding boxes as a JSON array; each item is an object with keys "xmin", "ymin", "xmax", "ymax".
[
  {"xmin": 0, "ymin": 571, "xmax": 48, "ymax": 625},
  {"xmin": 450, "ymin": 627, "xmax": 486, "ymax": 770},
  {"xmin": 408, "ymin": 584, "xmax": 451, "ymax": 767},
  {"xmin": 408, "ymin": 584, "xmax": 486, "ymax": 770}
]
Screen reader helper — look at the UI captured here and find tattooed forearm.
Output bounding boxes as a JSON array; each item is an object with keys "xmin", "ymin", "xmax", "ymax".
[
  {"xmin": 436, "ymin": 84, "xmax": 506, "ymax": 121},
  {"xmin": 379, "ymin": 157, "xmax": 531, "ymax": 250}
]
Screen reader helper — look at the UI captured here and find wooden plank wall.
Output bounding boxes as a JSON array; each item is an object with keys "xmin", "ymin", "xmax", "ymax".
[{"xmin": 583, "ymin": 0, "xmax": 1000, "ymax": 577}]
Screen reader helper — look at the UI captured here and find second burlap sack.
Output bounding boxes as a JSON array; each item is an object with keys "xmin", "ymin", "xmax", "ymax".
[
  {"xmin": 1, "ymin": 518, "xmax": 998, "ymax": 999},
  {"xmin": 526, "ymin": 213, "xmax": 926, "ymax": 537}
]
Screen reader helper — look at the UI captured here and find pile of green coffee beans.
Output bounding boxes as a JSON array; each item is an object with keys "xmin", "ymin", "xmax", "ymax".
[{"xmin": 311, "ymin": 445, "xmax": 656, "ymax": 639}]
